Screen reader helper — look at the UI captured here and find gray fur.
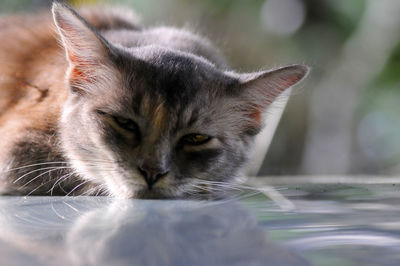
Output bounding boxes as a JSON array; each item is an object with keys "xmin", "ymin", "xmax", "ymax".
[{"xmin": 2, "ymin": 3, "xmax": 308, "ymax": 199}]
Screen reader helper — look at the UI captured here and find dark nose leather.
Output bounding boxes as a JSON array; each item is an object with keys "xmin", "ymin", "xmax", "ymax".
[{"xmin": 138, "ymin": 164, "xmax": 169, "ymax": 189}]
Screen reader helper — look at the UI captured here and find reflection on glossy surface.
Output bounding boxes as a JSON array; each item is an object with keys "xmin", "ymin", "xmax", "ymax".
[
  {"xmin": 2, "ymin": 183, "xmax": 400, "ymax": 265},
  {"xmin": 0, "ymin": 197, "xmax": 307, "ymax": 266},
  {"xmin": 250, "ymin": 183, "xmax": 400, "ymax": 265}
]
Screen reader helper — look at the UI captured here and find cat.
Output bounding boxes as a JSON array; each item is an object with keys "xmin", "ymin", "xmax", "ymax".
[{"xmin": 0, "ymin": 2, "xmax": 308, "ymax": 199}]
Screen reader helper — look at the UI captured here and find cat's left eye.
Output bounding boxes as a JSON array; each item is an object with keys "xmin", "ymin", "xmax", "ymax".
[
  {"xmin": 181, "ymin": 134, "xmax": 211, "ymax": 146},
  {"xmin": 113, "ymin": 116, "xmax": 139, "ymax": 132}
]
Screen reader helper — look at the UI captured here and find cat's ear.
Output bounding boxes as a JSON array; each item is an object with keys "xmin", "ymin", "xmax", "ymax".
[
  {"xmin": 52, "ymin": 2, "xmax": 114, "ymax": 89},
  {"xmin": 236, "ymin": 65, "xmax": 309, "ymax": 123}
]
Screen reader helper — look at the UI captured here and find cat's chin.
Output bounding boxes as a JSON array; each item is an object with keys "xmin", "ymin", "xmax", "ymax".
[
  {"xmin": 106, "ymin": 181, "xmax": 178, "ymax": 199},
  {"xmin": 134, "ymin": 188, "xmax": 176, "ymax": 199}
]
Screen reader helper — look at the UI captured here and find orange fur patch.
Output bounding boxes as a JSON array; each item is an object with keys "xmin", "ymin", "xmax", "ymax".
[
  {"xmin": 153, "ymin": 102, "xmax": 166, "ymax": 131},
  {"xmin": 250, "ymin": 111, "xmax": 262, "ymax": 124}
]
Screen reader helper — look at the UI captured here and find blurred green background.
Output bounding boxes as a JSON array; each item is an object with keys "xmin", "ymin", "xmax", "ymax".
[{"xmin": 1, "ymin": 0, "xmax": 400, "ymax": 176}]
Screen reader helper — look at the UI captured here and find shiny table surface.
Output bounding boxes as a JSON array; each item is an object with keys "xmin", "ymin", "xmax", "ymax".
[{"xmin": 1, "ymin": 178, "xmax": 400, "ymax": 266}]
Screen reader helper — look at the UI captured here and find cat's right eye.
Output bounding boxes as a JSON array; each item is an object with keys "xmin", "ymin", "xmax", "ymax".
[
  {"xmin": 113, "ymin": 116, "xmax": 139, "ymax": 133},
  {"xmin": 96, "ymin": 110, "xmax": 107, "ymax": 116}
]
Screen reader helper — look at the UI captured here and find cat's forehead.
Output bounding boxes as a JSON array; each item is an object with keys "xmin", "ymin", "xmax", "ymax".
[{"xmin": 118, "ymin": 46, "xmax": 238, "ymax": 107}]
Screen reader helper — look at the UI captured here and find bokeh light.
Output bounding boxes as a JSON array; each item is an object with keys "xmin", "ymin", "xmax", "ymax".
[{"xmin": 261, "ymin": 0, "xmax": 305, "ymax": 36}]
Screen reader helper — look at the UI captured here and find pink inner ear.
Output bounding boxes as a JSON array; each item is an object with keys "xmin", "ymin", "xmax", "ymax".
[
  {"xmin": 269, "ymin": 73, "xmax": 303, "ymax": 96},
  {"xmin": 247, "ymin": 73, "xmax": 304, "ymax": 124},
  {"xmin": 67, "ymin": 49, "xmax": 91, "ymax": 82},
  {"xmin": 59, "ymin": 20, "xmax": 98, "ymax": 82},
  {"xmin": 280, "ymin": 73, "xmax": 304, "ymax": 89},
  {"xmin": 67, "ymin": 45, "xmax": 104, "ymax": 85},
  {"xmin": 260, "ymin": 72, "xmax": 305, "ymax": 107},
  {"xmin": 70, "ymin": 66, "xmax": 89, "ymax": 83}
]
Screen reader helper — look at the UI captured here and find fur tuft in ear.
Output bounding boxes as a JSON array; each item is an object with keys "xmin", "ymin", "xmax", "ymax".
[
  {"xmin": 52, "ymin": 2, "xmax": 114, "ymax": 92},
  {"xmin": 237, "ymin": 64, "xmax": 309, "ymax": 123}
]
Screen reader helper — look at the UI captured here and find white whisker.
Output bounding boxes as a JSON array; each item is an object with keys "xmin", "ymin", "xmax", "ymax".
[
  {"xmin": 20, "ymin": 167, "xmax": 70, "ymax": 188},
  {"xmin": 7, "ymin": 161, "xmax": 67, "ymax": 172},
  {"xmin": 65, "ymin": 180, "xmax": 91, "ymax": 196},
  {"xmin": 13, "ymin": 166, "xmax": 69, "ymax": 184},
  {"xmin": 49, "ymin": 172, "xmax": 75, "ymax": 196}
]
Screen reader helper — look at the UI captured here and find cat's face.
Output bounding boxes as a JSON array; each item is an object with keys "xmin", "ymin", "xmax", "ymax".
[
  {"xmin": 54, "ymin": 3, "xmax": 308, "ymax": 198},
  {"xmin": 61, "ymin": 48, "xmax": 253, "ymax": 198}
]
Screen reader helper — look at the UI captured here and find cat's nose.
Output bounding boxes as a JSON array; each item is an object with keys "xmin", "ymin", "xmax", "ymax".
[{"xmin": 137, "ymin": 164, "xmax": 169, "ymax": 189}]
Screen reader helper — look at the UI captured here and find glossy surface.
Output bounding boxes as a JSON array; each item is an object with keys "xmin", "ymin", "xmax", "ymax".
[{"xmin": 1, "ymin": 182, "xmax": 400, "ymax": 266}]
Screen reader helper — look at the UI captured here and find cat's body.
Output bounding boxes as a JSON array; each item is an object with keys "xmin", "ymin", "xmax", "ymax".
[{"xmin": 0, "ymin": 3, "xmax": 307, "ymax": 198}]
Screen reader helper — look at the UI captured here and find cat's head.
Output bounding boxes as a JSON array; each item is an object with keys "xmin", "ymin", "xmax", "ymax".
[{"xmin": 53, "ymin": 3, "xmax": 308, "ymax": 198}]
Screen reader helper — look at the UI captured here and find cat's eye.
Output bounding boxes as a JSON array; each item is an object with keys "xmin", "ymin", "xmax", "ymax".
[
  {"xmin": 181, "ymin": 134, "xmax": 211, "ymax": 146},
  {"xmin": 113, "ymin": 116, "xmax": 139, "ymax": 132}
]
